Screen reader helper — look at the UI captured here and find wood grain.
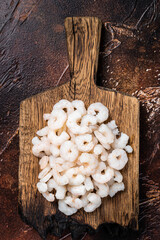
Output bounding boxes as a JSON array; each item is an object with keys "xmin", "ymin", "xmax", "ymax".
[{"xmin": 19, "ymin": 17, "xmax": 139, "ymax": 238}]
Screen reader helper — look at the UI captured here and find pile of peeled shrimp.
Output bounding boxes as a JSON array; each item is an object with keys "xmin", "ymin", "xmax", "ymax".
[{"xmin": 32, "ymin": 100, "xmax": 133, "ymax": 216}]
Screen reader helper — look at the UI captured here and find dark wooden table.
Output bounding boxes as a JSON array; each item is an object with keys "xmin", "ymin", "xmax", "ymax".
[{"xmin": 0, "ymin": 0, "xmax": 159, "ymax": 239}]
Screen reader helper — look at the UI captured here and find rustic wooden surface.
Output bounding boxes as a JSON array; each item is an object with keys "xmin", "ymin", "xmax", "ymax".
[
  {"xmin": 19, "ymin": 16, "xmax": 139, "ymax": 237},
  {"xmin": 0, "ymin": 1, "xmax": 160, "ymax": 240}
]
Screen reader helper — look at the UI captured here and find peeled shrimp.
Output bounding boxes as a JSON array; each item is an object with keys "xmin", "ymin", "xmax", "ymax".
[
  {"xmin": 48, "ymin": 109, "xmax": 67, "ymax": 130},
  {"xmin": 109, "ymin": 182, "xmax": 125, "ymax": 197},
  {"xmin": 50, "ymin": 157, "xmax": 69, "ymax": 185},
  {"xmin": 94, "ymin": 131, "xmax": 110, "ymax": 150},
  {"xmin": 64, "ymin": 196, "xmax": 83, "ymax": 209},
  {"xmin": 58, "ymin": 200, "xmax": 77, "ymax": 216},
  {"xmin": 32, "ymin": 137, "xmax": 50, "ymax": 157},
  {"xmin": 94, "ymin": 181, "xmax": 109, "ymax": 198},
  {"xmin": 32, "ymin": 144, "xmax": 44, "ymax": 157},
  {"xmin": 72, "ymin": 100, "xmax": 86, "ymax": 116},
  {"xmin": 87, "ymin": 102, "xmax": 109, "ymax": 123},
  {"xmin": 79, "ymin": 153, "xmax": 98, "ymax": 176},
  {"xmin": 75, "ymin": 134, "xmax": 94, "ymax": 152},
  {"xmin": 53, "ymin": 99, "xmax": 74, "ymax": 115},
  {"xmin": 60, "ymin": 141, "xmax": 79, "ymax": 162},
  {"xmin": 92, "ymin": 165, "xmax": 114, "ymax": 184},
  {"xmin": 52, "ymin": 170, "xmax": 69, "ymax": 186},
  {"xmin": 64, "ymin": 168, "xmax": 85, "ymax": 185},
  {"xmin": 66, "ymin": 110, "xmax": 89, "ymax": 134},
  {"xmin": 98, "ymin": 124, "xmax": 114, "ymax": 145},
  {"xmin": 48, "ymin": 129, "xmax": 69, "ymax": 146},
  {"xmin": 112, "ymin": 133, "xmax": 129, "ymax": 149},
  {"xmin": 81, "ymin": 114, "xmax": 97, "ymax": 130},
  {"xmin": 47, "ymin": 178, "xmax": 57, "ymax": 191},
  {"xmin": 84, "ymin": 193, "xmax": 101, "ymax": 212},
  {"xmin": 50, "ymin": 157, "xmax": 75, "ymax": 171},
  {"xmin": 107, "ymin": 149, "xmax": 128, "ymax": 170},
  {"xmin": 47, "ymin": 178, "xmax": 66, "ymax": 199}
]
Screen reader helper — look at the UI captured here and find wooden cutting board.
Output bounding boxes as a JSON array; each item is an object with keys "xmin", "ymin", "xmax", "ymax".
[{"xmin": 19, "ymin": 17, "xmax": 139, "ymax": 238}]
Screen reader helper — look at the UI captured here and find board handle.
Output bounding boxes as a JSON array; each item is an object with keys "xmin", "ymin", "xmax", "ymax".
[{"xmin": 65, "ymin": 17, "xmax": 102, "ymax": 100}]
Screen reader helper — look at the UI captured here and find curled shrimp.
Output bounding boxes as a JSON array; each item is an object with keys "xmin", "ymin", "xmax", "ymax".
[
  {"xmin": 75, "ymin": 134, "xmax": 94, "ymax": 152},
  {"xmin": 112, "ymin": 132, "xmax": 129, "ymax": 149},
  {"xmin": 94, "ymin": 181, "xmax": 109, "ymax": 198},
  {"xmin": 81, "ymin": 114, "xmax": 97, "ymax": 131},
  {"xmin": 79, "ymin": 153, "xmax": 98, "ymax": 176},
  {"xmin": 50, "ymin": 156, "xmax": 69, "ymax": 185},
  {"xmin": 58, "ymin": 200, "xmax": 77, "ymax": 216},
  {"xmin": 48, "ymin": 129, "xmax": 69, "ymax": 146},
  {"xmin": 48, "ymin": 109, "xmax": 67, "ymax": 130},
  {"xmin": 94, "ymin": 124, "xmax": 114, "ymax": 148},
  {"xmin": 92, "ymin": 163, "xmax": 114, "ymax": 184},
  {"xmin": 53, "ymin": 99, "xmax": 74, "ymax": 115},
  {"xmin": 84, "ymin": 193, "xmax": 101, "ymax": 212},
  {"xmin": 60, "ymin": 140, "xmax": 79, "ymax": 162},
  {"xmin": 32, "ymin": 136, "xmax": 51, "ymax": 157},
  {"xmin": 72, "ymin": 100, "xmax": 86, "ymax": 116},
  {"xmin": 66, "ymin": 110, "xmax": 89, "ymax": 134},
  {"xmin": 47, "ymin": 178, "xmax": 66, "ymax": 199},
  {"xmin": 64, "ymin": 168, "xmax": 85, "ymax": 185},
  {"xmin": 87, "ymin": 102, "xmax": 109, "ymax": 123},
  {"xmin": 64, "ymin": 196, "xmax": 83, "ymax": 209},
  {"xmin": 107, "ymin": 149, "xmax": 128, "ymax": 170},
  {"xmin": 109, "ymin": 182, "xmax": 125, "ymax": 197}
]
